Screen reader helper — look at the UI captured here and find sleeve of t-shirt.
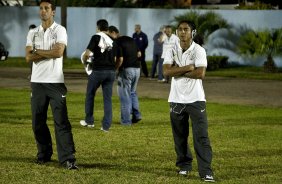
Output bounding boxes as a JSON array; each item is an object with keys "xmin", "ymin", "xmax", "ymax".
[
  {"xmin": 56, "ymin": 26, "xmax": 67, "ymax": 46},
  {"xmin": 163, "ymin": 47, "xmax": 174, "ymax": 65},
  {"xmin": 86, "ymin": 35, "xmax": 100, "ymax": 53},
  {"xmin": 116, "ymin": 43, "xmax": 123, "ymax": 58},
  {"xmin": 26, "ymin": 29, "xmax": 34, "ymax": 47},
  {"xmin": 194, "ymin": 46, "xmax": 207, "ymax": 68},
  {"xmin": 113, "ymin": 42, "xmax": 118, "ymax": 57}
]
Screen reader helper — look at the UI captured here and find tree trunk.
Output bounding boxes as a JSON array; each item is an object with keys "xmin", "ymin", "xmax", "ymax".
[{"xmin": 263, "ymin": 55, "xmax": 277, "ymax": 73}]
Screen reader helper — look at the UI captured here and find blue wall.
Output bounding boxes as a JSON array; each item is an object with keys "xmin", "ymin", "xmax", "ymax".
[{"xmin": 1, "ymin": 7, "xmax": 282, "ymax": 66}]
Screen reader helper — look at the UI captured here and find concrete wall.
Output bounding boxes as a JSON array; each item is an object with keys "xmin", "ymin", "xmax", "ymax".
[{"xmin": 1, "ymin": 7, "xmax": 282, "ymax": 66}]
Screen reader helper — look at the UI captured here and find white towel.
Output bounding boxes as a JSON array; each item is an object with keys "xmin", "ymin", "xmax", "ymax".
[{"xmin": 96, "ymin": 32, "xmax": 113, "ymax": 53}]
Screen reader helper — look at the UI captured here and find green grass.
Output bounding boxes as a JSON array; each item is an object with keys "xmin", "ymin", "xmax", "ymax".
[
  {"xmin": 1, "ymin": 57, "xmax": 282, "ymax": 80},
  {"xmin": 206, "ymin": 66, "xmax": 282, "ymax": 80},
  {"xmin": 0, "ymin": 89, "xmax": 281, "ymax": 184}
]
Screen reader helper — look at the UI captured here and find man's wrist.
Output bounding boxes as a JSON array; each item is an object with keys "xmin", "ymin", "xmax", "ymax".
[{"xmin": 32, "ymin": 48, "xmax": 37, "ymax": 54}]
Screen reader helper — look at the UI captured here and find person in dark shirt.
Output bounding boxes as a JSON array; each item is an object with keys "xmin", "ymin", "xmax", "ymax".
[
  {"xmin": 132, "ymin": 24, "xmax": 148, "ymax": 77},
  {"xmin": 151, "ymin": 26, "xmax": 165, "ymax": 81},
  {"xmin": 109, "ymin": 26, "xmax": 142, "ymax": 125},
  {"xmin": 80, "ymin": 19, "xmax": 118, "ymax": 132}
]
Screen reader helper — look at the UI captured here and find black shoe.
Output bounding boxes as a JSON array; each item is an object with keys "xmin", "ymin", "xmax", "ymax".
[
  {"xmin": 63, "ymin": 160, "xmax": 78, "ymax": 170},
  {"xmin": 132, "ymin": 118, "xmax": 141, "ymax": 124},
  {"xmin": 35, "ymin": 157, "xmax": 51, "ymax": 164}
]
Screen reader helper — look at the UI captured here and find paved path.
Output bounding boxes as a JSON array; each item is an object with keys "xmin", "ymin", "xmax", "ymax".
[{"xmin": 0, "ymin": 67, "xmax": 281, "ymax": 107}]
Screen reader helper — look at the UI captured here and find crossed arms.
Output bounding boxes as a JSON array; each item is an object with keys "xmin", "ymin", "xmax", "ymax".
[
  {"xmin": 25, "ymin": 43, "xmax": 65, "ymax": 63},
  {"xmin": 163, "ymin": 63, "xmax": 206, "ymax": 79}
]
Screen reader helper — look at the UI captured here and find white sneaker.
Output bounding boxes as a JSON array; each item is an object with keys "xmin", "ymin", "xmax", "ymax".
[
  {"xmin": 100, "ymin": 127, "xmax": 109, "ymax": 132},
  {"xmin": 202, "ymin": 175, "xmax": 215, "ymax": 182},
  {"xmin": 80, "ymin": 120, "xmax": 94, "ymax": 128},
  {"xmin": 178, "ymin": 170, "xmax": 189, "ymax": 176}
]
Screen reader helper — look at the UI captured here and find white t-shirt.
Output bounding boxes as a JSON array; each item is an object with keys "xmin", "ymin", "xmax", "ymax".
[
  {"xmin": 161, "ymin": 34, "xmax": 179, "ymax": 59},
  {"xmin": 26, "ymin": 22, "xmax": 67, "ymax": 83},
  {"xmin": 163, "ymin": 41, "xmax": 207, "ymax": 103}
]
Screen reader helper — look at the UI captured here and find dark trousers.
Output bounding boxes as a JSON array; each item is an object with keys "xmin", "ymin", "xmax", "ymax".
[
  {"xmin": 139, "ymin": 51, "xmax": 148, "ymax": 77},
  {"xmin": 31, "ymin": 83, "xmax": 76, "ymax": 164},
  {"xmin": 85, "ymin": 70, "xmax": 115, "ymax": 130},
  {"xmin": 169, "ymin": 101, "xmax": 213, "ymax": 177},
  {"xmin": 150, "ymin": 53, "xmax": 164, "ymax": 80}
]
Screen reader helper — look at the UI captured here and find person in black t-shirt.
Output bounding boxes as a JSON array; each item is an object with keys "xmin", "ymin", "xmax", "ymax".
[
  {"xmin": 109, "ymin": 26, "xmax": 142, "ymax": 125},
  {"xmin": 80, "ymin": 19, "xmax": 118, "ymax": 132}
]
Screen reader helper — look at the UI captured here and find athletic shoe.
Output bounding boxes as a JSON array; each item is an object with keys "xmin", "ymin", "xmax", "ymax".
[
  {"xmin": 202, "ymin": 175, "xmax": 215, "ymax": 182},
  {"xmin": 35, "ymin": 157, "xmax": 51, "ymax": 164},
  {"xmin": 63, "ymin": 160, "xmax": 78, "ymax": 170},
  {"xmin": 178, "ymin": 170, "xmax": 189, "ymax": 176},
  {"xmin": 100, "ymin": 127, "xmax": 109, "ymax": 132},
  {"xmin": 132, "ymin": 118, "xmax": 141, "ymax": 124},
  {"xmin": 80, "ymin": 120, "xmax": 94, "ymax": 128}
]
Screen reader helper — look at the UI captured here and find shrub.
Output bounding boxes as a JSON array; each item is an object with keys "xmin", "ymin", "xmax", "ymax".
[{"xmin": 207, "ymin": 56, "xmax": 228, "ymax": 71}]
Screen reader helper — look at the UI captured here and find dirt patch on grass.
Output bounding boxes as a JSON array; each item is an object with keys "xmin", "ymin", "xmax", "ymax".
[{"xmin": 0, "ymin": 67, "xmax": 281, "ymax": 107}]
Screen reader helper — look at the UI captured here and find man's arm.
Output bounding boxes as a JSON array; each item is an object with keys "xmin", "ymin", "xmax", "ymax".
[
  {"xmin": 163, "ymin": 63, "xmax": 195, "ymax": 77},
  {"xmin": 25, "ymin": 43, "xmax": 65, "ymax": 63},
  {"xmin": 25, "ymin": 46, "xmax": 46, "ymax": 63},
  {"xmin": 115, "ymin": 56, "xmax": 123, "ymax": 70},
  {"xmin": 36, "ymin": 43, "xmax": 65, "ymax": 59},
  {"xmin": 144, "ymin": 34, "xmax": 148, "ymax": 49},
  {"xmin": 82, "ymin": 49, "xmax": 92, "ymax": 63},
  {"xmin": 183, "ymin": 67, "xmax": 206, "ymax": 79}
]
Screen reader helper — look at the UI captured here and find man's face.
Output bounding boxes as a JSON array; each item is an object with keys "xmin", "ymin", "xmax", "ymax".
[
  {"xmin": 177, "ymin": 23, "xmax": 192, "ymax": 42},
  {"xmin": 109, "ymin": 32, "xmax": 119, "ymax": 39},
  {"xmin": 39, "ymin": 2, "xmax": 55, "ymax": 21},
  {"xmin": 165, "ymin": 27, "xmax": 172, "ymax": 37},
  {"xmin": 135, "ymin": 25, "xmax": 141, "ymax": 34}
]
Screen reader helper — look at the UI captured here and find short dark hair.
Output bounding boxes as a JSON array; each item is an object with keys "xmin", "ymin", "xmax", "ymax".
[
  {"xmin": 109, "ymin": 26, "xmax": 119, "ymax": 34},
  {"xmin": 165, "ymin": 25, "xmax": 172, "ymax": 29},
  {"xmin": 177, "ymin": 20, "xmax": 196, "ymax": 31},
  {"xmin": 29, "ymin": 24, "xmax": 36, "ymax": 30},
  {"xmin": 97, "ymin": 19, "xmax": 109, "ymax": 31},
  {"xmin": 40, "ymin": 0, "xmax": 56, "ymax": 11}
]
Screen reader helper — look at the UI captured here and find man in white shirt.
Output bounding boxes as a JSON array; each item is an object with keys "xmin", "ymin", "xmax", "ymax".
[
  {"xmin": 163, "ymin": 20, "xmax": 214, "ymax": 182},
  {"xmin": 25, "ymin": 0, "xmax": 77, "ymax": 170}
]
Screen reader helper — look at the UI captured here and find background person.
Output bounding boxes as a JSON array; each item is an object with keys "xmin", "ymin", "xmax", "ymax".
[
  {"xmin": 150, "ymin": 25, "xmax": 166, "ymax": 81},
  {"xmin": 80, "ymin": 19, "xmax": 118, "ymax": 132},
  {"xmin": 161, "ymin": 25, "xmax": 179, "ymax": 83},
  {"xmin": 109, "ymin": 26, "xmax": 142, "ymax": 125},
  {"xmin": 132, "ymin": 24, "xmax": 148, "ymax": 77},
  {"xmin": 25, "ymin": 0, "xmax": 77, "ymax": 170},
  {"xmin": 0, "ymin": 42, "xmax": 9, "ymax": 61},
  {"xmin": 163, "ymin": 20, "xmax": 215, "ymax": 182}
]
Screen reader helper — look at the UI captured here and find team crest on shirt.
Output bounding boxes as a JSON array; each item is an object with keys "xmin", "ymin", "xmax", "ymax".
[
  {"xmin": 51, "ymin": 33, "xmax": 57, "ymax": 40},
  {"xmin": 187, "ymin": 50, "xmax": 196, "ymax": 62}
]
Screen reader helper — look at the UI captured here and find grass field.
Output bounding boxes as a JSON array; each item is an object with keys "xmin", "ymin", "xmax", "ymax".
[{"xmin": 0, "ymin": 88, "xmax": 281, "ymax": 184}]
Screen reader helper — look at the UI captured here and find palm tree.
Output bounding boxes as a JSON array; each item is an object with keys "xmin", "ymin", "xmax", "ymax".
[
  {"xmin": 237, "ymin": 28, "xmax": 282, "ymax": 72},
  {"xmin": 173, "ymin": 11, "xmax": 230, "ymax": 43}
]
